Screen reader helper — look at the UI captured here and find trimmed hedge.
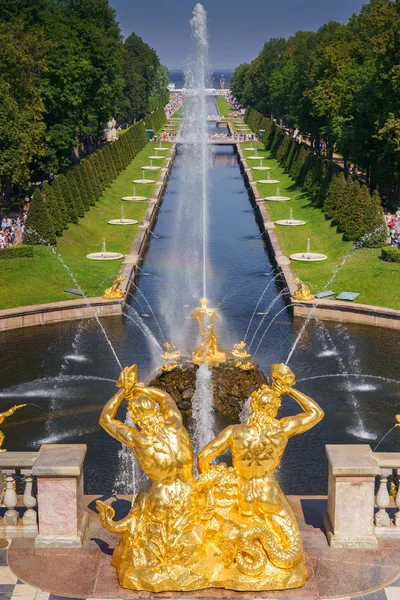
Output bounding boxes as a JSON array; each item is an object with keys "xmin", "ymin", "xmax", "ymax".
[
  {"xmin": 381, "ymin": 246, "xmax": 400, "ymax": 263},
  {"xmin": 245, "ymin": 107, "xmax": 387, "ymax": 248},
  {"xmin": 148, "ymin": 91, "xmax": 169, "ymax": 112},
  {"xmin": 0, "ymin": 245, "xmax": 33, "ymax": 259}
]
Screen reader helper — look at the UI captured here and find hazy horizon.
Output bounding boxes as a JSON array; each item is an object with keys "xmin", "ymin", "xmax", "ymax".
[{"xmin": 109, "ymin": 0, "xmax": 365, "ymax": 70}]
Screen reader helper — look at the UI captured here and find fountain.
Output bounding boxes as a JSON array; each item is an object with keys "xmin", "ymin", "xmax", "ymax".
[
  {"xmin": 290, "ymin": 237, "xmax": 328, "ymax": 262},
  {"xmin": 252, "ymin": 158, "xmax": 271, "ymax": 171},
  {"xmin": 108, "ymin": 206, "xmax": 138, "ymax": 226},
  {"xmin": 132, "ymin": 169, "xmax": 155, "ymax": 184},
  {"xmin": 122, "ymin": 185, "xmax": 147, "ymax": 202},
  {"xmin": 276, "ymin": 208, "xmax": 306, "ymax": 225},
  {"xmin": 265, "ymin": 186, "xmax": 291, "ymax": 202},
  {"xmin": 142, "ymin": 159, "xmax": 161, "ymax": 171},
  {"xmin": 247, "ymin": 148, "xmax": 259, "ymax": 158},
  {"xmin": 154, "ymin": 141, "xmax": 168, "ymax": 151},
  {"xmin": 86, "ymin": 237, "xmax": 124, "ymax": 260},
  {"xmin": 258, "ymin": 171, "xmax": 280, "ymax": 184}
]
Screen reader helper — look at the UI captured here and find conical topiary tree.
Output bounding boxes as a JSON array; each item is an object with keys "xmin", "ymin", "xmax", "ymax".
[
  {"xmin": 24, "ymin": 188, "xmax": 56, "ymax": 245},
  {"xmin": 59, "ymin": 175, "xmax": 78, "ymax": 224},
  {"xmin": 42, "ymin": 182, "xmax": 63, "ymax": 237},
  {"xmin": 51, "ymin": 177, "xmax": 69, "ymax": 230},
  {"xmin": 66, "ymin": 171, "xmax": 85, "ymax": 217},
  {"xmin": 343, "ymin": 180, "xmax": 364, "ymax": 241}
]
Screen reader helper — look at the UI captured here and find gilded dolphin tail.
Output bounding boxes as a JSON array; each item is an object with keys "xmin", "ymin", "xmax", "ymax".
[
  {"xmin": 235, "ymin": 515, "xmax": 304, "ymax": 576},
  {"xmin": 96, "ymin": 500, "xmax": 133, "ymax": 534}
]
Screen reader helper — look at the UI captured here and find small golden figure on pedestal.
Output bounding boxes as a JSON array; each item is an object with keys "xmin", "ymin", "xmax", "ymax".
[
  {"xmin": 103, "ymin": 276, "xmax": 126, "ymax": 299},
  {"xmin": 292, "ymin": 277, "xmax": 315, "ymax": 302},
  {"xmin": 235, "ymin": 361, "xmax": 254, "ymax": 371},
  {"xmin": 231, "ymin": 341, "xmax": 251, "ymax": 359},
  {"xmin": 161, "ymin": 342, "xmax": 181, "ymax": 361},
  {"xmin": 191, "ymin": 298, "xmax": 226, "ymax": 366},
  {"xmin": 0, "ymin": 405, "xmax": 27, "ymax": 451}
]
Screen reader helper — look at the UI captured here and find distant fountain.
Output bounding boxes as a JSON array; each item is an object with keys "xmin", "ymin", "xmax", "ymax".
[
  {"xmin": 108, "ymin": 206, "xmax": 138, "ymax": 226},
  {"xmin": 275, "ymin": 208, "xmax": 306, "ymax": 226},
  {"xmin": 122, "ymin": 185, "xmax": 147, "ymax": 202},
  {"xmin": 87, "ymin": 238, "xmax": 124, "ymax": 260},
  {"xmin": 290, "ymin": 237, "xmax": 327, "ymax": 262}
]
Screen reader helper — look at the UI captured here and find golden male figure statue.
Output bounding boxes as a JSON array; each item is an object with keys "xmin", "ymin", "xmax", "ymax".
[
  {"xmin": 103, "ymin": 276, "xmax": 126, "ymax": 299},
  {"xmin": 191, "ymin": 298, "xmax": 226, "ymax": 365},
  {"xmin": 0, "ymin": 405, "xmax": 27, "ymax": 451},
  {"xmin": 198, "ymin": 364, "xmax": 324, "ymax": 590},
  {"xmin": 96, "ymin": 364, "xmax": 208, "ymax": 592}
]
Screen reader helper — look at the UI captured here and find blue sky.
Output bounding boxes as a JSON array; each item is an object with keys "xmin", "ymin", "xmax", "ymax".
[{"xmin": 109, "ymin": 0, "xmax": 365, "ymax": 70}]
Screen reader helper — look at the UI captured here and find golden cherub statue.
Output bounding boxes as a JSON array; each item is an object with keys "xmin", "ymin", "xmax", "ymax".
[
  {"xmin": 191, "ymin": 298, "xmax": 226, "ymax": 366},
  {"xmin": 232, "ymin": 340, "xmax": 251, "ymax": 359},
  {"xmin": 292, "ymin": 277, "xmax": 315, "ymax": 302},
  {"xmin": 0, "ymin": 405, "xmax": 27, "ymax": 451},
  {"xmin": 103, "ymin": 276, "xmax": 126, "ymax": 299},
  {"xmin": 97, "ymin": 362, "xmax": 324, "ymax": 592},
  {"xmin": 161, "ymin": 342, "xmax": 181, "ymax": 361}
]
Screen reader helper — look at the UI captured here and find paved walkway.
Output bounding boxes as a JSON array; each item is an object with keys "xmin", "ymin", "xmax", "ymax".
[{"xmin": 3, "ymin": 496, "xmax": 400, "ymax": 599}]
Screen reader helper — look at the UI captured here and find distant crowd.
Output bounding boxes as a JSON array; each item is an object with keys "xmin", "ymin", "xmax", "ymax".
[
  {"xmin": 386, "ymin": 211, "xmax": 400, "ymax": 247},
  {"xmin": 0, "ymin": 212, "xmax": 26, "ymax": 248},
  {"xmin": 165, "ymin": 92, "xmax": 185, "ymax": 117},
  {"xmin": 226, "ymin": 94, "xmax": 245, "ymax": 115}
]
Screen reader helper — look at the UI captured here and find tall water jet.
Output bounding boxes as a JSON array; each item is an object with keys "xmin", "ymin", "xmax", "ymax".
[{"xmin": 159, "ymin": 3, "xmax": 211, "ymax": 351}]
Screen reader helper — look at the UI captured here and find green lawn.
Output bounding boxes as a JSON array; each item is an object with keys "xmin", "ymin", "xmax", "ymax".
[
  {"xmin": 215, "ymin": 97, "xmax": 232, "ymax": 118},
  {"xmin": 243, "ymin": 144, "xmax": 400, "ymax": 310},
  {"xmin": 0, "ymin": 142, "xmax": 171, "ymax": 309}
]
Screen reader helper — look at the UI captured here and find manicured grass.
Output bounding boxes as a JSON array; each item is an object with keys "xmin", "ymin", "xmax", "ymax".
[
  {"xmin": 0, "ymin": 142, "xmax": 171, "ymax": 309},
  {"xmin": 215, "ymin": 97, "xmax": 232, "ymax": 118},
  {"xmin": 243, "ymin": 144, "xmax": 400, "ymax": 310}
]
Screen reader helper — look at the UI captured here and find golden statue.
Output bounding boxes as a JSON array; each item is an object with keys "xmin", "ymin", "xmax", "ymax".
[
  {"xmin": 0, "ymin": 405, "xmax": 27, "ymax": 451},
  {"xmin": 235, "ymin": 361, "xmax": 254, "ymax": 371},
  {"xmin": 292, "ymin": 277, "xmax": 315, "ymax": 302},
  {"xmin": 103, "ymin": 276, "xmax": 126, "ymax": 299},
  {"xmin": 161, "ymin": 361, "xmax": 178, "ymax": 373},
  {"xmin": 191, "ymin": 298, "xmax": 226, "ymax": 366},
  {"xmin": 232, "ymin": 341, "xmax": 251, "ymax": 359},
  {"xmin": 97, "ymin": 363, "xmax": 324, "ymax": 592},
  {"xmin": 161, "ymin": 342, "xmax": 181, "ymax": 361}
]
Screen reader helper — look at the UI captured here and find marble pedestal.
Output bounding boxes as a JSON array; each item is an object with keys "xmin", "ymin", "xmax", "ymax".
[
  {"xmin": 324, "ymin": 444, "xmax": 380, "ymax": 548},
  {"xmin": 32, "ymin": 444, "xmax": 88, "ymax": 548}
]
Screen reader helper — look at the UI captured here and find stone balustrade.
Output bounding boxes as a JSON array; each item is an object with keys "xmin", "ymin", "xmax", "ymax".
[
  {"xmin": 324, "ymin": 444, "xmax": 400, "ymax": 548},
  {"xmin": 0, "ymin": 452, "xmax": 39, "ymax": 537},
  {"xmin": 0, "ymin": 444, "xmax": 87, "ymax": 547}
]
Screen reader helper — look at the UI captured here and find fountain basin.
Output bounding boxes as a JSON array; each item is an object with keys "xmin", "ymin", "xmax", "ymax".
[
  {"xmin": 148, "ymin": 156, "xmax": 163, "ymax": 160},
  {"xmin": 132, "ymin": 179, "xmax": 155, "ymax": 184},
  {"xmin": 265, "ymin": 196, "xmax": 291, "ymax": 202},
  {"xmin": 244, "ymin": 147, "xmax": 256, "ymax": 151},
  {"xmin": 252, "ymin": 166, "xmax": 271, "ymax": 171},
  {"xmin": 290, "ymin": 253, "xmax": 328, "ymax": 262},
  {"xmin": 121, "ymin": 196, "xmax": 147, "ymax": 202},
  {"xmin": 247, "ymin": 156, "xmax": 263, "ymax": 160},
  {"xmin": 258, "ymin": 179, "xmax": 280, "ymax": 184},
  {"xmin": 108, "ymin": 219, "xmax": 138, "ymax": 226},
  {"xmin": 86, "ymin": 252, "xmax": 124, "ymax": 261},
  {"xmin": 275, "ymin": 219, "xmax": 306, "ymax": 226},
  {"xmin": 154, "ymin": 147, "xmax": 168, "ymax": 151},
  {"xmin": 142, "ymin": 166, "xmax": 161, "ymax": 171}
]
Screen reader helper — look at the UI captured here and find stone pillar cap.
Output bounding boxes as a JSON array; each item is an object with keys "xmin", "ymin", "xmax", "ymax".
[
  {"xmin": 0, "ymin": 452, "xmax": 38, "ymax": 469},
  {"xmin": 326, "ymin": 444, "xmax": 380, "ymax": 476},
  {"xmin": 32, "ymin": 444, "xmax": 87, "ymax": 477}
]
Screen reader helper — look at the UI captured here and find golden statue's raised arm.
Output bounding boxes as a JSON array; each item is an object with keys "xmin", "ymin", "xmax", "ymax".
[
  {"xmin": 278, "ymin": 385, "xmax": 325, "ymax": 437},
  {"xmin": 99, "ymin": 388, "xmax": 138, "ymax": 447}
]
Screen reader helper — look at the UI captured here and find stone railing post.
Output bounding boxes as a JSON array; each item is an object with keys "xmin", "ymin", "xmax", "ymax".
[
  {"xmin": 323, "ymin": 444, "xmax": 380, "ymax": 548},
  {"xmin": 32, "ymin": 444, "xmax": 88, "ymax": 548}
]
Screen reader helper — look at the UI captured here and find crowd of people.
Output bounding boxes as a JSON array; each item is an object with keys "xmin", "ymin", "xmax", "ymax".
[
  {"xmin": 165, "ymin": 92, "xmax": 185, "ymax": 117},
  {"xmin": 226, "ymin": 93, "xmax": 245, "ymax": 115},
  {"xmin": 0, "ymin": 213, "xmax": 25, "ymax": 248},
  {"xmin": 386, "ymin": 211, "xmax": 400, "ymax": 247}
]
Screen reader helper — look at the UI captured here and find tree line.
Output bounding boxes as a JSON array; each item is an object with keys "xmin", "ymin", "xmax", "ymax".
[
  {"xmin": 24, "ymin": 108, "xmax": 166, "ymax": 246},
  {"xmin": 246, "ymin": 107, "xmax": 387, "ymax": 247},
  {"xmin": 232, "ymin": 0, "xmax": 400, "ymax": 207},
  {"xmin": 0, "ymin": 0, "xmax": 169, "ymax": 198}
]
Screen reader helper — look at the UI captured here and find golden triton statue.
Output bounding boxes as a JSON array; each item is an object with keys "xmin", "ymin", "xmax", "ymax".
[
  {"xmin": 97, "ymin": 362, "xmax": 324, "ymax": 592},
  {"xmin": 161, "ymin": 341, "xmax": 181, "ymax": 361},
  {"xmin": 191, "ymin": 298, "xmax": 226, "ymax": 366},
  {"xmin": 0, "ymin": 405, "xmax": 27, "ymax": 451},
  {"xmin": 103, "ymin": 276, "xmax": 126, "ymax": 299},
  {"xmin": 292, "ymin": 277, "xmax": 315, "ymax": 302},
  {"xmin": 232, "ymin": 341, "xmax": 251, "ymax": 359}
]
